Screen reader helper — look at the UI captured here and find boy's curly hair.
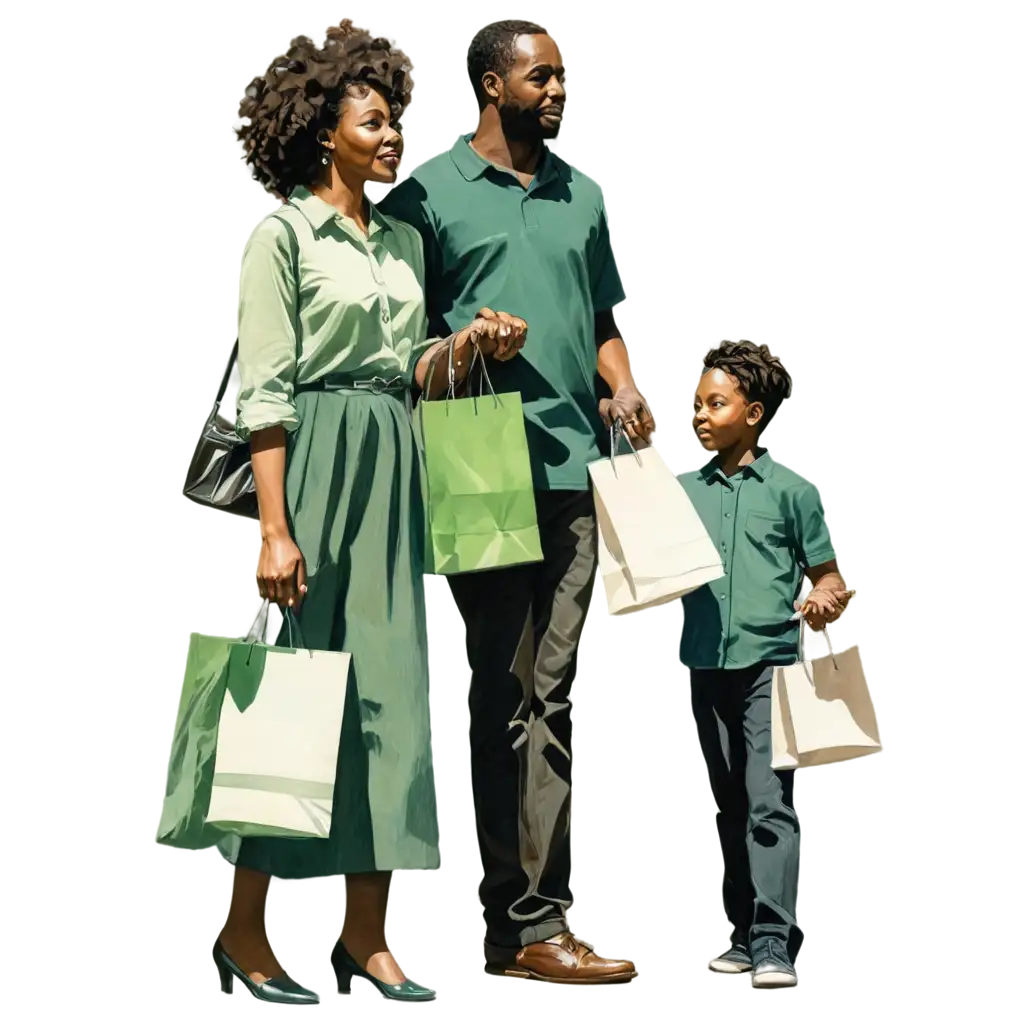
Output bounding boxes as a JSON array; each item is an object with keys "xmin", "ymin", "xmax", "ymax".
[
  {"xmin": 237, "ymin": 19, "xmax": 413, "ymax": 197},
  {"xmin": 704, "ymin": 340, "xmax": 793, "ymax": 432}
]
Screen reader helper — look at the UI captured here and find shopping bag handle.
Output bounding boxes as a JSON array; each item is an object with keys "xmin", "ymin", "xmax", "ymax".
[
  {"xmin": 421, "ymin": 332, "xmax": 457, "ymax": 402},
  {"xmin": 456, "ymin": 329, "xmax": 503, "ymax": 405},
  {"xmin": 793, "ymin": 610, "xmax": 838, "ymax": 671},
  {"xmin": 421, "ymin": 331, "xmax": 502, "ymax": 412},
  {"xmin": 466, "ymin": 342, "xmax": 501, "ymax": 407},
  {"xmin": 608, "ymin": 418, "xmax": 643, "ymax": 477},
  {"xmin": 243, "ymin": 599, "xmax": 311, "ymax": 656},
  {"xmin": 282, "ymin": 608, "xmax": 307, "ymax": 652}
]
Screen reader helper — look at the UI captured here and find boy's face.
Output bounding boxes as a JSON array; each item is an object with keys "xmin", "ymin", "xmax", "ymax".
[{"xmin": 692, "ymin": 368, "xmax": 763, "ymax": 451}]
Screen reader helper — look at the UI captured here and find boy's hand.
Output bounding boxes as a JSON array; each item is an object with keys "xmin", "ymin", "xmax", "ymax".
[{"xmin": 796, "ymin": 588, "xmax": 854, "ymax": 631}]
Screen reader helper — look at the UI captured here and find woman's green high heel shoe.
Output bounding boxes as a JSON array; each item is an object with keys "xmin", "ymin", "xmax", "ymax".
[
  {"xmin": 330, "ymin": 940, "xmax": 436, "ymax": 1001},
  {"xmin": 213, "ymin": 941, "xmax": 319, "ymax": 1004}
]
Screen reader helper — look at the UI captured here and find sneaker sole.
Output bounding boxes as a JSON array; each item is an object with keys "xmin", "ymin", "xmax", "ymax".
[
  {"xmin": 752, "ymin": 971, "xmax": 797, "ymax": 989},
  {"xmin": 709, "ymin": 959, "xmax": 752, "ymax": 974}
]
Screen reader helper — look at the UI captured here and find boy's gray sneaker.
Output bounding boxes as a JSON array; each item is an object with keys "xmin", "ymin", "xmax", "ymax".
[
  {"xmin": 751, "ymin": 939, "xmax": 797, "ymax": 988},
  {"xmin": 708, "ymin": 943, "xmax": 752, "ymax": 973}
]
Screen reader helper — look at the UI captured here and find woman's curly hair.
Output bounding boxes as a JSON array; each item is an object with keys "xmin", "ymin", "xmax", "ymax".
[{"xmin": 237, "ymin": 20, "xmax": 413, "ymax": 197}]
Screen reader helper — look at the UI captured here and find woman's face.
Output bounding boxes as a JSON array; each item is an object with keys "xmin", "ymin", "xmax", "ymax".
[{"xmin": 325, "ymin": 85, "xmax": 403, "ymax": 184}]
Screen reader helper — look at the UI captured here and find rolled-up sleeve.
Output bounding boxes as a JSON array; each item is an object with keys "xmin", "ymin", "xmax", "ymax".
[{"xmin": 235, "ymin": 221, "xmax": 300, "ymax": 441}]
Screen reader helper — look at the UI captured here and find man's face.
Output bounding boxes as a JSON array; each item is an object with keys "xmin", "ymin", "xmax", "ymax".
[{"xmin": 497, "ymin": 33, "xmax": 566, "ymax": 141}]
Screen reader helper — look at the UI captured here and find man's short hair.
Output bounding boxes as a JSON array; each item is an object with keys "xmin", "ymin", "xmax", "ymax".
[{"xmin": 467, "ymin": 20, "xmax": 548, "ymax": 108}]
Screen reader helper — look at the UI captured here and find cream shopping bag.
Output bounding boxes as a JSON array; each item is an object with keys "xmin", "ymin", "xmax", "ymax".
[
  {"xmin": 588, "ymin": 429, "xmax": 724, "ymax": 615},
  {"xmin": 205, "ymin": 606, "xmax": 350, "ymax": 838},
  {"xmin": 771, "ymin": 614, "xmax": 881, "ymax": 769}
]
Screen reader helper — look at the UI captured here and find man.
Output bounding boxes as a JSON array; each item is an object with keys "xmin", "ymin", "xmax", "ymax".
[{"xmin": 380, "ymin": 20, "xmax": 653, "ymax": 984}]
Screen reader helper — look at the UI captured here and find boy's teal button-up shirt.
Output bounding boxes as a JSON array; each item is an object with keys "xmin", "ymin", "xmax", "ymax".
[{"xmin": 677, "ymin": 451, "xmax": 836, "ymax": 670}]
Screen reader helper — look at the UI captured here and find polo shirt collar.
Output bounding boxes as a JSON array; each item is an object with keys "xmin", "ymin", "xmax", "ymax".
[
  {"xmin": 449, "ymin": 133, "xmax": 564, "ymax": 187},
  {"xmin": 450, "ymin": 135, "xmax": 490, "ymax": 180},
  {"xmin": 700, "ymin": 449, "xmax": 775, "ymax": 486},
  {"xmin": 287, "ymin": 185, "xmax": 392, "ymax": 239}
]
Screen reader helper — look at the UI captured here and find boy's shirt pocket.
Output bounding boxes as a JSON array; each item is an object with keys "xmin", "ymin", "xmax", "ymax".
[{"xmin": 743, "ymin": 509, "xmax": 792, "ymax": 550}]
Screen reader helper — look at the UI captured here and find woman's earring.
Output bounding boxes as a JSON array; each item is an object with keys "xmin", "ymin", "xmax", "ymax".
[{"xmin": 321, "ymin": 150, "xmax": 330, "ymax": 166}]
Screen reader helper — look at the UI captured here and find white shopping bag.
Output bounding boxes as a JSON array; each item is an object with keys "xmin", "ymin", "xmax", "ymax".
[
  {"xmin": 588, "ymin": 436, "xmax": 724, "ymax": 615},
  {"xmin": 206, "ymin": 609, "xmax": 350, "ymax": 837},
  {"xmin": 771, "ymin": 614, "xmax": 881, "ymax": 769}
]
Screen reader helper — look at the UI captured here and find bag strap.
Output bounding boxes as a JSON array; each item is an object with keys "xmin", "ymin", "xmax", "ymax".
[
  {"xmin": 214, "ymin": 207, "xmax": 302, "ymax": 409},
  {"xmin": 608, "ymin": 418, "xmax": 643, "ymax": 477},
  {"xmin": 243, "ymin": 599, "xmax": 311, "ymax": 656},
  {"xmin": 795, "ymin": 611, "xmax": 838, "ymax": 670},
  {"xmin": 271, "ymin": 207, "xmax": 302, "ymax": 288},
  {"xmin": 421, "ymin": 323, "xmax": 504, "ymax": 409}
]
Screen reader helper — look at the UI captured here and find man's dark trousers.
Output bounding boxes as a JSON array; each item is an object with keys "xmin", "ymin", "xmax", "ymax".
[
  {"xmin": 690, "ymin": 662, "xmax": 804, "ymax": 961},
  {"xmin": 448, "ymin": 490, "xmax": 597, "ymax": 949}
]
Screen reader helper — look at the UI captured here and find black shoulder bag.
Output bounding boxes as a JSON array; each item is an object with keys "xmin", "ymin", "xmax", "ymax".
[{"xmin": 181, "ymin": 213, "xmax": 300, "ymax": 519}]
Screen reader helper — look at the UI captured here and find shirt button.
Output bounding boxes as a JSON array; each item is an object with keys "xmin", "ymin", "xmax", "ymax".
[
  {"xmin": 719, "ymin": 594, "xmax": 726, "ymax": 601},
  {"xmin": 725, "ymin": 512, "xmax": 731, "ymax": 518},
  {"xmin": 382, "ymin": 310, "xmax": 390, "ymax": 323}
]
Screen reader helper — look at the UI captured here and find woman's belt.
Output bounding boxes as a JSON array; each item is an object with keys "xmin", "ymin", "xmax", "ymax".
[{"xmin": 295, "ymin": 374, "xmax": 408, "ymax": 396}]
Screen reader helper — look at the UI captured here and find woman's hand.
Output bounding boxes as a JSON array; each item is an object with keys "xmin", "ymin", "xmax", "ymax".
[
  {"xmin": 474, "ymin": 307, "xmax": 528, "ymax": 361},
  {"xmin": 257, "ymin": 531, "xmax": 307, "ymax": 609},
  {"xmin": 416, "ymin": 311, "xmax": 529, "ymax": 398}
]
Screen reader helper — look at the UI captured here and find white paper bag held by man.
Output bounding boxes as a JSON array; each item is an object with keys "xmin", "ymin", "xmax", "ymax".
[
  {"xmin": 771, "ymin": 614, "xmax": 881, "ymax": 769},
  {"xmin": 588, "ymin": 433, "xmax": 725, "ymax": 615}
]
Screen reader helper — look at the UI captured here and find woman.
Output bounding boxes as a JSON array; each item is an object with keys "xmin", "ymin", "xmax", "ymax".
[{"xmin": 212, "ymin": 21, "xmax": 527, "ymax": 1005}]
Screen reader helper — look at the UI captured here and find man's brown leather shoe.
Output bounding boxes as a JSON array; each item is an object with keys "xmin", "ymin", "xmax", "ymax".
[{"xmin": 484, "ymin": 932, "xmax": 637, "ymax": 984}]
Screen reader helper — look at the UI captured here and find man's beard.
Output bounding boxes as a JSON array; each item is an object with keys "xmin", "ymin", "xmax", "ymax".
[{"xmin": 499, "ymin": 101, "xmax": 560, "ymax": 142}]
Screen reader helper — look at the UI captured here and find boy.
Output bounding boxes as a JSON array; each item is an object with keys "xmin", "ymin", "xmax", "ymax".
[{"xmin": 677, "ymin": 340, "xmax": 853, "ymax": 989}]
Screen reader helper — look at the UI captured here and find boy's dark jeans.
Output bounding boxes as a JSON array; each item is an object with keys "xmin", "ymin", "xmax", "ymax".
[{"xmin": 690, "ymin": 662, "xmax": 804, "ymax": 962}]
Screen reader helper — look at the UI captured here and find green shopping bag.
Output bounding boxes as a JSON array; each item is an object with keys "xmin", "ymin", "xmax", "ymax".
[
  {"xmin": 415, "ymin": 341, "xmax": 542, "ymax": 575},
  {"xmin": 155, "ymin": 603, "xmax": 348, "ymax": 850},
  {"xmin": 151, "ymin": 622, "xmax": 237, "ymax": 856}
]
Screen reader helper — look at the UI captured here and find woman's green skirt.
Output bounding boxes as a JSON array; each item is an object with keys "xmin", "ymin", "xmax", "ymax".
[{"xmin": 220, "ymin": 389, "xmax": 440, "ymax": 877}]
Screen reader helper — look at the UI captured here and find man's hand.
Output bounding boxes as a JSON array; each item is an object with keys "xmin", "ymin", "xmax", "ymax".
[{"xmin": 600, "ymin": 385, "xmax": 656, "ymax": 443}]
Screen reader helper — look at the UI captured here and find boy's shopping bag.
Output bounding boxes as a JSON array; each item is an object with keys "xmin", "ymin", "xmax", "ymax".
[
  {"xmin": 415, "ymin": 341, "xmax": 542, "ymax": 575},
  {"xmin": 771, "ymin": 614, "xmax": 881, "ymax": 769},
  {"xmin": 587, "ymin": 430, "xmax": 725, "ymax": 615},
  {"xmin": 155, "ymin": 602, "xmax": 350, "ymax": 849}
]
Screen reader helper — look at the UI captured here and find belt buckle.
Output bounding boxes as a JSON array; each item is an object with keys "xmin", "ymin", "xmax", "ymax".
[{"xmin": 368, "ymin": 375, "xmax": 400, "ymax": 396}]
